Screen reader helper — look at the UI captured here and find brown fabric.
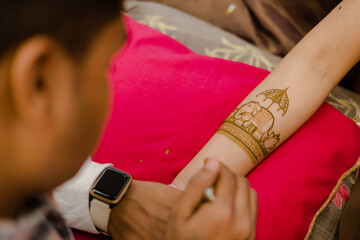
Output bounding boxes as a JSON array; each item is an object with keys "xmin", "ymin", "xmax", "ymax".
[
  {"xmin": 138, "ymin": 0, "xmax": 359, "ymax": 95},
  {"xmin": 339, "ymin": 177, "xmax": 360, "ymax": 240},
  {"xmin": 142, "ymin": 0, "xmax": 339, "ymax": 56},
  {"xmin": 126, "ymin": 1, "xmax": 360, "ymax": 123},
  {"xmin": 305, "ymin": 163, "xmax": 360, "ymax": 240}
]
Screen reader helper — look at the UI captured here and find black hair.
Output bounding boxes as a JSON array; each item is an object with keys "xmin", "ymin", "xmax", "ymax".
[{"xmin": 0, "ymin": 1, "xmax": 123, "ymax": 58}]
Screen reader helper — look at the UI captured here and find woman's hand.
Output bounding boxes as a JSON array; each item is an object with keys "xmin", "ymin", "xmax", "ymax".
[{"xmin": 165, "ymin": 158, "xmax": 257, "ymax": 240}]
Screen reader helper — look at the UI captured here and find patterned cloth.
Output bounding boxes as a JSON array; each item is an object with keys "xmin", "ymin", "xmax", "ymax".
[
  {"xmin": 140, "ymin": 0, "xmax": 360, "ymax": 92},
  {"xmin": 306, "ymin": 159, "xmax": 360, "ymax": 240},
  {"xmin": 73, "ymin": 16, "xmax": 360, "ymax": 240},
  {"xmin": 0, "ymin": 196, "xmax": 73, "ymax": 240},
  {"xmin": 125, "ymin": 1, "xmax": 360, "ymax": 124},
  {"xmin": 143, "ymin": 0, "xmax": 339, "ymax": 56}
]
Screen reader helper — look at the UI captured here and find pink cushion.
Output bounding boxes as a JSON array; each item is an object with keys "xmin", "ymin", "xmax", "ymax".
[{"xmin": 74, "ymin": 17, "xmax": 360, "ymax": 240}]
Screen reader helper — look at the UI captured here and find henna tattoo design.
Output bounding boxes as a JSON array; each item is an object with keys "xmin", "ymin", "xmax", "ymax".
[{"xmin": 217, "ymin": 88, "xmax": 289, "ymax": 165}]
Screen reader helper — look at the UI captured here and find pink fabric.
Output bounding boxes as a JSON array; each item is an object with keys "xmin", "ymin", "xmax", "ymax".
[{"xmin": 74, "ymin": 17, "xmax": 360, "ymax": 240}]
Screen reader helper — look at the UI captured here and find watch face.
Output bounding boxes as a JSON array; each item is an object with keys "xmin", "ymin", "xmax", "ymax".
[{"xmin": 92, "ymin": 168, "xmax": 131, "ymax": 201}]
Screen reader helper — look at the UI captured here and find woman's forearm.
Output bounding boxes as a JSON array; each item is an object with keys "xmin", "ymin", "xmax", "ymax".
[{"xmin": 172, "ymin": 0, "xmax": 360, "ymax": 189}]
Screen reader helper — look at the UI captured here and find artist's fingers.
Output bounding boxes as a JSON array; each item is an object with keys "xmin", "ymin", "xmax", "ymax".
[
  {"xmin": 171, "ymin": 158, "xmax": 220, "ymax": 220},
  {"xmin": 230, "ymin": 177, "xmax": 254, "ymax": 240},
  {"xmin": 249, "ymin": 189, "xmax": 258, "ymax": 240},
  {"xmin": 214, "ymin": 163, "xmax": 237, "ymax": 207}
]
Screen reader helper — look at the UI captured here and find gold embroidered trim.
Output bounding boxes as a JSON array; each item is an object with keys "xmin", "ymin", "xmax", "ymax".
[{"xmin": 305, "ymin": 158, "xmax": 360, "ymax": 239}]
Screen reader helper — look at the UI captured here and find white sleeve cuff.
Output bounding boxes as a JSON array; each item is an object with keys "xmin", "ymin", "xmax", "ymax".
[{"xmin": 53, "ymin": 158, "xmax": 112, "ymax": 234}]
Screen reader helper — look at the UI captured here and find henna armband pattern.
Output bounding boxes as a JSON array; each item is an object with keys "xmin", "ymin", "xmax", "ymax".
[{"xmin": 217, "ymin": 88, "xmax": 289, "ymax": 165}]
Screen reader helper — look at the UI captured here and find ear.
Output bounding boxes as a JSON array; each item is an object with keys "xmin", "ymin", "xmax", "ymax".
[{"xmin": 8, "ymin": 36, "xmax": 59, "ymax": 128}]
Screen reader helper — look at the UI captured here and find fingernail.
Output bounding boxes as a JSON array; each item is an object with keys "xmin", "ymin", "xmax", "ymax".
[{"xmin": 205, "ymin": 158, "xmax": 219, "ymax": 172}]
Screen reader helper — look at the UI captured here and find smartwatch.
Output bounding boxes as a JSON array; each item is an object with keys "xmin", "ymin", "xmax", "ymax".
[{"xmin": 89, "ymin": 167, "xmax": 132, "ymax": 235}]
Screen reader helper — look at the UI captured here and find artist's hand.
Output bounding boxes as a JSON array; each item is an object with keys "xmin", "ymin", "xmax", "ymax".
[
  {"xmin": 108, "ymin": 180, "xmax": 181, "ymax": 240},
  {"xmin": 165, "ymin": 158, "xmax": 258, "ymax": 240}
]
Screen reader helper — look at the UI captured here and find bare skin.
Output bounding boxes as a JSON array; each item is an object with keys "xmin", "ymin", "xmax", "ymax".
[
  {"xmin": 109, "ymin": 159, "xmax": 257, "ymax": 240},
  {"xmin": 5, "ymin": 0, "xmax": 358, "ymax": 239},
  {"xmin": 84, "ymin": 1, "xmax": 360, "ymax": 239},
  {"xmin": 165, "ymin": 159, "xmax": 257, "ymax": 240},
  {"xmin": 0, "ymin": 17, "xmax": 125, "ymax": 218},
  {"xmin": 102, "ymin": 1, "xmax": 360, "ymax": 238},
  {"xmin": 0, "ymin": 10, "xmax": 257, "ymax": 240},
  {"xmin": 171, "ymin": 0, "xmax": 360, "ymax": 190}
]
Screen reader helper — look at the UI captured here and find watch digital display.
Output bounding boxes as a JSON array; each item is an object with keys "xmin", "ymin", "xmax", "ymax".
[{"xmin": 92, "ymin": 168, "xmax": 131, "ymax": 201}]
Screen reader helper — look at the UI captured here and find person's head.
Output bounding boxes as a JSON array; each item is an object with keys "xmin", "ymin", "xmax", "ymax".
[{"xmin": 0, "ymin": 1, "xmax": 126, "ymax": 201}]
